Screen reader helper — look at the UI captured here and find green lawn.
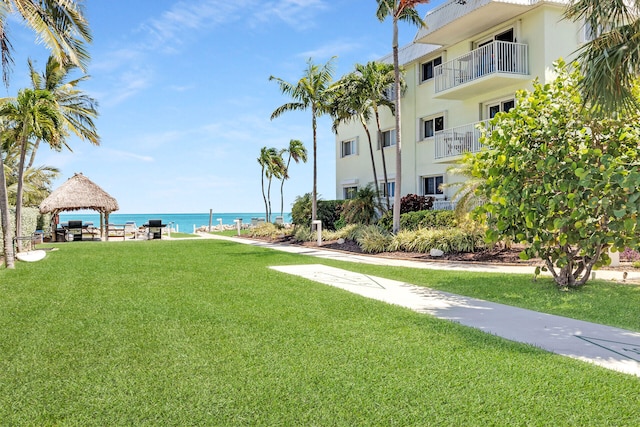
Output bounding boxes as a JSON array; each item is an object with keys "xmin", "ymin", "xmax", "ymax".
[{"xmin": 1, "ymin": 239, "xmax": 638, "ymax": 425}]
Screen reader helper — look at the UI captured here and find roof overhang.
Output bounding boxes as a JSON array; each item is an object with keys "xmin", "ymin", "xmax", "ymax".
[{"xmin": 415, "ymin": 0, "xmax": 568, "ymax": 46}]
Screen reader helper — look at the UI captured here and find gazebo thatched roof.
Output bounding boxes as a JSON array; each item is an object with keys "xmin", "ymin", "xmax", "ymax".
[{"xmin": 39, "ymin": 173, "xmax": 119, "ymax": 215}]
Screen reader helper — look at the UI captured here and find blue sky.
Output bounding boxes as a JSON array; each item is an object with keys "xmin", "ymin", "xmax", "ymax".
[{"xmin": 6, "ymin": 0, "xmax": 444, "ymax": 214}]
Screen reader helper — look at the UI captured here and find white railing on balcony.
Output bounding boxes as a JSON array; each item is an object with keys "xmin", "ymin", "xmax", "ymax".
[
  {"xmin": 434, "ymin": 119, "xmax": 492, "ymax": 160},
  {"xmin": 432, "ymin": 200, "xmax": 457, "ymax": 211},
  {"xmin": 434, "ymin": 41, "xmax": 528, "ymax": 93}
]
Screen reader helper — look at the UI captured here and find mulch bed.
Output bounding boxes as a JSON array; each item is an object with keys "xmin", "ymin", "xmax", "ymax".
[{"xmin": 248, "ymin": 235, "xmax": 638, "ymax": 272}]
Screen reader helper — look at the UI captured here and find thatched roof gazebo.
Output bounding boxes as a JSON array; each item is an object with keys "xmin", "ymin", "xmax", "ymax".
[{"xmin": 39, "ymin": 173, "xmax": 119, "ymax": 241}]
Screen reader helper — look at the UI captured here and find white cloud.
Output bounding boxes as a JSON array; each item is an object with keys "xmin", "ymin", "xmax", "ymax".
[
  {"xmin": 298, "ymin": 40, "xmax": 362, "ymax": 60},
  {"xmin": 255, "ymin": 0, "xmax": 327, "ymax": 29},
  {"xmin": 104, "ymin": 149, "xmax": 155, "ymax": 163}
]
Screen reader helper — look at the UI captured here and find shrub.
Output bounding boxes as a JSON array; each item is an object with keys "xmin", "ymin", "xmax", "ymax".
[
  {"xmin": 621, "ymin": 247, "xmax": 640, "ymax": 262},
  {"xmin": 400, "ymin": 210, "xmax": 457, "ymax": 231},
  {"xmin": 292, "ymin": 226, "xmax": 314, "ymax": 242},
  {"xmin": 400, "ymin": 194, "xmax": 434, "ymax": 213},
  {"xmin": 342, "ymin": 184, "xmax": 380, "ymax": 225},
  {"xmin": 318, "ymin": 200, "xmax": 344, "ymax": 231},
  {"xmin": 376, "ymin": 210, "xmax": 393, "ymax": 232},
  {"xmin": 248, "ymin": 223, "xmax": 290, "ymax": 239},
  {"xmin": 291, "ymin": 193, "xmax": 312, "ymax": 228},
  {"xmin": 389, "ymin": 227, "xmax": 485, "ymax": 254},
  {"xmin": 291, "ymin": 194, "xmax": 344, "ymax": 230},
  {"xmin": 356, "ymin": 225, "xmax": 392, "ymax": 254}
]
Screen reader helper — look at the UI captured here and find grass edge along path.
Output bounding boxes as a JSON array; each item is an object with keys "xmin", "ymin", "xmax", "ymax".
[{"xmin": 0, "ymin": 239, "xmax": 638, "ymax": 425}]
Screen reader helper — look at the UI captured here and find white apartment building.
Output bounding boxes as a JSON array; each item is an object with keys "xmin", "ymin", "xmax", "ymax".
[{"xmin": 335, "ymin": 0, "xmax": 587, "ymax": 207}]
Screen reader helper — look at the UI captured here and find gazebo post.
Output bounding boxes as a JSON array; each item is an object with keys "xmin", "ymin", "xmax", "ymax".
[
  {"xmin": 104, "ymin": 212, "xmax": 109, "ymax": 241},
  {"xmin": 100, "ymin": 212, "xmax": 105, "ymax": 241}
]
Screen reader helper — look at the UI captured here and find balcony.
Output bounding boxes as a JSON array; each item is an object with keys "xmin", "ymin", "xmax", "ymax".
[
  {"xmin": 434, "ymin": 120, "xmax": 492, "ymax": 161},
  {"xmin": 415, "ymin": 0, "xmax": 540, "ymax": 46},
  {"xmin": 434, "ymin": 41, "xmax": 529, "ymax": 99}
]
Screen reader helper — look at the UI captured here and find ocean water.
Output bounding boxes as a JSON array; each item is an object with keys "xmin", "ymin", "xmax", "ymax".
[{"xmin": 59, "ymin": 212, "xmax": 291, "ymax": 233}]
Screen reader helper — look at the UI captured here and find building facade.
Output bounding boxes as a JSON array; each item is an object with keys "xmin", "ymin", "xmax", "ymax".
[{"xmin": 335, "ymin": 0, "xmax": 587, "ymax": 207}]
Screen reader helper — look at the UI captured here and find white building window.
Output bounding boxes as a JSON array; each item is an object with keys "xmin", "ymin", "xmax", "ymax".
[
  {"xmin": 420, "ymin": 56, "xmax": 442, "ymax": 82},
  {"xmin": 379, "ymin": 181, "xmax": 395, "ymax": 198},
  {"xmin": 485, "ymin": 98, "xmax": 515, "ymax": 119},
  {"xmin": 422, "ymin": 175, "xmax": 444, "ymax": 197},
  {"xmin": 343, "ymin": 186, "xmax": 358, "ymax": 200},
  {"xmin": 421, "ymin": 114, "xmax": 445, "ymax": 139},
  {"xmin": 341, "ymin": 138, "xmax": 358, "ymax": 157},
  {"xmin": 380, "ymin": 129, "xmax": 396, "ymax": 149}
]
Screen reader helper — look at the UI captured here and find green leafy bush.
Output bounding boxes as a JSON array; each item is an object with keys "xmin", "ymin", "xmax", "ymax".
[
  {"xmin": 389, "ymin": 227, "xmax": 485, "ymax": 254},
  {"xmin": 291, "ymin": 193, "xmax": 313, "ymax": 228},
  {"xmin": 248, "ymin": 223, "xmax": 290, "ymax": 239},
  {"xmin": 291, "ymin": 193, "xmax": 344, "ymax": 230},
  {"xmin": 318, "ymin": 200, "xmax": 344, "ymax": 231},
  {"xmin": 356, "ymin": 225, "xmax": 392, "ymax": 254},
  {"xmin": 400, "ymin": 210, "xmax": 457, "ymax": 231},
  {"xmin": 341, "ymin": 184, "xmax": 380, "ymax": 225}
]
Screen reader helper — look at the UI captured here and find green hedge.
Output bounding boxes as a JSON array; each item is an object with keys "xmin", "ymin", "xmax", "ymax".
[
  {"xmin": 0, "ymin": 207, "xmax": 49, "ymax": 251},
  {"xmin": 291, "ymin": 193, "xmax": 344, "ymax": 231},
  {"xmin": 400, "ymin": 210, "xmax": 457, "ymax": 231}
]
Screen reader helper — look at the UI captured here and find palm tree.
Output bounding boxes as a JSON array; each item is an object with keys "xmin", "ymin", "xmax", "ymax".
[
  {"xmin": 342, "ymin": 184, "xmax": 380, "ymax": 225},
  {"xmin": 357, "ymin": 61, "xmax": 397, "ymax": 210},
  {"xmin": 2, "ymin": 146, "xmax": 60, "ymax": 206},
  {"xmin": 270, "ymin": 57, "xmax": 336, "ymax": 225},
  {"xmin": 279, "ymin": 139, "xmax": 307, "ymax": 218},
  {"xmin": 331, "ymin": 71, "xmax": 382, "ymax": 203},
  {"xmin": 258, "ymin": 147, "xmax": 285, "ymax": 223},
  {"xmin": 564, "ymin": 0, "xmax": 640, "ymax": 112},
  {"xmin": 0, "ymin": 88, "xmax": 61, "ymax": 250},
  {"xmin": 0, "ymin": 0, "xmax": 91, "ymax": 269},
  {"xmin": 26, "ymin": 55, "xmax": 99, "ymax": 169},
  {"xmin": 333, "ymin": 61, "xmax": 398, "ymax": 209},
  {"xmin": 376, "ymin": 0, "xmax": 429, "ymax": 233}
]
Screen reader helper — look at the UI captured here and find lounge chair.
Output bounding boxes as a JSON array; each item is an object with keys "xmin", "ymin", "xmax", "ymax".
[
  {"xmin": 107, "ymin": 224, "xmax": 126, "ymax": 240},
  {"xmin": 124, "ymin": 221, "xmax": 138, "ymax": 238}
]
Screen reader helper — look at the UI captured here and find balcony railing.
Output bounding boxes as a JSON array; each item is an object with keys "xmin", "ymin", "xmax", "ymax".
[
  {"xmin": 434, "ymin": 120, "xmax": 492, "ymax": 160},
  {"xmin": 434, "ymin": 41, "xmax": 528, "ymax": 93}
]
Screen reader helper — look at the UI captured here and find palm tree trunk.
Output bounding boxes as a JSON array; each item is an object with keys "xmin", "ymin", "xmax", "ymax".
[
  {"xmin": 360, "ymin": 117, "xmax": 381, "ymax": 201},
  {"xmin": 280, "ymin": 155, "xmax": 292, "ymax": 218},
  {"xmin": 311, "ymin": 107, "xmax": 318, "ymax": 225},
  {"xmin": 392, "ymin": 17, "xmax": 402, "ymax": 233},
  {"xmin": 27, "ymin": 138, "xmax": 41, "ymax": 170},
  {"xmin": 0, "ymin": 145, "xmax": 15, "ymax": 268},
  {"xmin": 15, "ymin": 136, "xmax": 29, "ymax": 252},
  {"xmin": 267, "ymin": 176, "xmax": 273, "ymax": 223},
  {"xmin": 261, "ymin": 168, "xmax": 269, "ymax": 222},
  {"xmin": 375, "ymin": 111, "xmax": 391, "ymax": 210}
]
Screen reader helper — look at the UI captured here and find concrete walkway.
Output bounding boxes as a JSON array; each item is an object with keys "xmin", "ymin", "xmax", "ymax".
[{"xmin": 204, "ymin": 233, "xmax": 640, "ymax": 376}]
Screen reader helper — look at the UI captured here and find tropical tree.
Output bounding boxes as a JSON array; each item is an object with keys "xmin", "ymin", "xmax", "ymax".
[
  {"xmin": 470, "ymin": 60, "xmax": 640, "ymax": 288},
  {"xmin": 26, "ymin": 55, "xmax": 99, "ymax": 169},
  {"xmin": 270, "ymin": 57, "xmax": 336, "ymax": 225},
  {"xmin": 258, "ymin": 146, "xmax": 285, "ymax": 223},
  {"xmin": 332, "ymin": 61, "xmax": 398, "ymax": 210},
  {"xmin": 0, "ymin": 88, "xmax": 61, "ymax": 249},
  {"xmin": 330, "ymin": 72, "xmax": 382, "ymax": 202},
  {"xmin": 279, "ymin": 139, "xmax": 307, "ymax": 218},
  {"xmin": 564, "ymin": 0, "xmax": 640, "ymax": 112},
  {"xmin": 2, "ymin": 146, "xmax": 59, "ymax": 206},
  {"xmin": 341, "ymin": 184, "xmax": 380, "ymax": 225},
  {"xmin": 358, "ymin": 61, "xmax": 398, "ymax": 210},
  {"xmin": 376, "ymin": 0, "xmax": 429, "ymax": 233},
  {"xmin": 0, "ymin": 0, "xmax": 91, "ymax": 269}
]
